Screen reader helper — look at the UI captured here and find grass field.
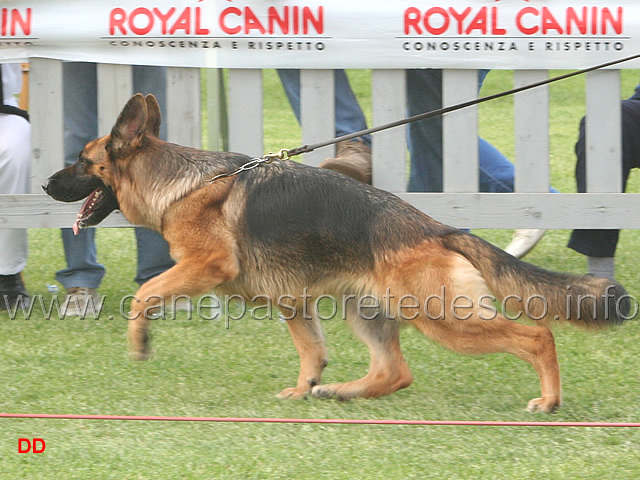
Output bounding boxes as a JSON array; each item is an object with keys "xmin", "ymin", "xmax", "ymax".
[{"xmin": 2, "ymin": 69, "xmax": 640, "ymax": 479}]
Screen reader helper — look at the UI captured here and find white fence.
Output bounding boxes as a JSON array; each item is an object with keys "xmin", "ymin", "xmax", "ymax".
[{"xmin": 0, "ymin": 59, "xmax": 638, "ymax": 230}]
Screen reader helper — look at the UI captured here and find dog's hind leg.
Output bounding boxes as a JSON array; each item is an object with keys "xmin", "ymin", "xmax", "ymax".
[
  {"xmin": 400, "ymin": 253, "xmax": 562, "ymax": 412},
  {"xmin": 415, "ymin": 315, "xmax": 561, "ymax": 413},
  {"xmin": 311, "ymin": 307, "xmax": 413, "ymax": 400},
  {"xmin": 277, "ymin": 305, "xmax": 328, "ymax": 399}
]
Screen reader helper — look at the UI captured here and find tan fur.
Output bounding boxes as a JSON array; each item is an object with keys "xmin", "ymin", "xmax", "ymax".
[{"xmin": 45, "ymin": 94, "xmax": 630, "ymax": 413}]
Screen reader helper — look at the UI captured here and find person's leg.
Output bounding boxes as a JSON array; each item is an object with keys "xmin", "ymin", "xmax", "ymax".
[
  {"xmin": 567, "ymin": 117, "xmax": 619, "ymax": 279},
  {"xmin": 132, "ymin": 65, "xmax": 168, "ymax": 140},
  {"xmin": 478, "ymin": 138, "xmax": 514, "ymax": 193},
  {"xmin": 407, "ymin": 70, "xmax": 501, "ymax": 193},
  {"xmin": 277, "ymin": 69, "xmax": 370, "ymax": 143},
  {"xmin": 478, "ymin": 138, "xmax": 559, "ymax": 194},
  {"xmin": 56, "ymin": 228, "xmax": 102, "ymax": 289},
  {"xmin": 130, "ymin": 66, "xmax": 176, "ymax": 284},
  {"xmin": 0, "ymin": 113, "xmax": 30, "ymax": 309},
  {"xmin": 0, "ymin": 114, "xmax": 29, "ymax": 275},
  {"xmin": 332, "ymin": 70, "xmax": 370, "ymax": 146},
  {"xmin": 133, "ymin": 228, "xmax": 175, "ymax": 286},
  {"xmin": 406, "ymin": 69, "xmax": 444, "ymax": 192},
  {"xmin": 57, "ymin": 62, "xmax": 105, "ymax": 292},
  {"xmin": 406, "ymin": 70, "xmax": 523, "ymax": 194},
  {"xmin": 277, "ymin": 69, "xmax": 302, "ymax": 121},
  {"xmin": 478, "ymin": 138, "xmax": 550, "ymax": 258},
  {"xmin": 568, "ymin": 99, "xmax": 640, "ymax": 278},
  {"xmin": 278, "ymin": 69, "xmax": 372, "ymax": 183},
  {"xmin": 406, "ymin": 69, "xmax": 547, "ymax": 257}
]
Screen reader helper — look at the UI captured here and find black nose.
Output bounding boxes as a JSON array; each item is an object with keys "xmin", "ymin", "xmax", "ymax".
[{"xmin": 42, "ymin": 179, "xmax": 50, "ymax": 194}]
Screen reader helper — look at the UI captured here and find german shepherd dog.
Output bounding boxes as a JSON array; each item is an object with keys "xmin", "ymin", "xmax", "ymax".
[{"xmin": 44, "ymin": 93, "xmax": 630, "ymax": 412}]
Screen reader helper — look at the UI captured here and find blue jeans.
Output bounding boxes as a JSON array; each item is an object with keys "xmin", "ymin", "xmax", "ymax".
[
  {"xmin": 277, "ymin": 69, "xmax": 372, "ymax": 148},
  {"xmin": 56, "ymin": 63, "xmax": 175, "ymax": 289},
  {"xmin": 407, "ymin": 68, "xmax": 558, "ymax": 193},
  {"xmin": 279, "ymin": 68, "xmax": 553, "ymax": 195}
]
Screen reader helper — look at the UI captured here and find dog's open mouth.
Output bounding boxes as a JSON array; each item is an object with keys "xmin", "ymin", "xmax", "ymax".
[{"xmin": 73, "ymin": 187, "xmax": 119, "ymax": 235}]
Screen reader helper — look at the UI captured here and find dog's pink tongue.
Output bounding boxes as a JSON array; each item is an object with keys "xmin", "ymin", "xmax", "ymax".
[{"xmin": 72, "ymin": 189, "xmax": 98, "ymax": 235}]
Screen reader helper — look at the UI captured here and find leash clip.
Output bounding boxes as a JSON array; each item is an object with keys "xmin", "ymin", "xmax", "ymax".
[{"xmin": 263, "ymin": 149, "xmax": 290, "ymax": 162}]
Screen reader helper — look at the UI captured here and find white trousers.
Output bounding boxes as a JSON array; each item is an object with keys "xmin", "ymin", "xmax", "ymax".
[{"xmin": 0, "ymin": 112, "xmax": 30, "ymax": 274}]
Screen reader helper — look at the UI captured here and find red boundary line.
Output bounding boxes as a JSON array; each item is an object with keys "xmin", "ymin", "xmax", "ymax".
[{"xmin": 1, "ymin": 413, "xmax": 639, "ymax": 427}]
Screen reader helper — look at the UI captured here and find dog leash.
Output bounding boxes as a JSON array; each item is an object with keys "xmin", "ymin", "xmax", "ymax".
[{"xmin": 208, "ymin": 51, "xmax": 640, "ymax": 183}]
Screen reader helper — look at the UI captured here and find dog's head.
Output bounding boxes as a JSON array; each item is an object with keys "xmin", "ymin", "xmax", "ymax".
[{"xmin": 43, "ymin": 93, "xmax": 162, "ymax": 234}]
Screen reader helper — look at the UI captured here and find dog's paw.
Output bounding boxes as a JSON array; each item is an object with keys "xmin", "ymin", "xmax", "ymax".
[
  {"xmin": 129, "ymin": 349, "xmax": 152, "ymax": 361},
  {"xmin": 310, "ymin": 385, "xmax": 335, "ymax": 399},
  {"xmin": 276, "ymin": 387, "xmax": 310, "ymax": 400},
  {"xmin": 311, "ymin": 384, "xmax": 353, "ymax": 401},
  {"xmin": 526, "ymin": 397, "xmax": 560, "ymax": 413}
]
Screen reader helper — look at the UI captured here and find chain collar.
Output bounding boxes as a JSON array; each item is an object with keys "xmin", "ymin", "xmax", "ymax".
[{"xmin": 207, "ymin": 149, "xmax": 290, "ymax": 183}]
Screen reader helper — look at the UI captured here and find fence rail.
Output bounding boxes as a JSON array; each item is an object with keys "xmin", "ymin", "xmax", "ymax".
[{"xmin": 0, "ymin": 59, "xmax": 635, "ymax": 230}]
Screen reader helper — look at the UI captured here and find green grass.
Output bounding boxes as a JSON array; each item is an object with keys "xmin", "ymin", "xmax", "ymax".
[{"xmin": 3, "ymin": 69, "xmax": 640, "ymax": 479}]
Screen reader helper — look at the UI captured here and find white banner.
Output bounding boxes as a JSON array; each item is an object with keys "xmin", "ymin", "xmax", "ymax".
[{"xmin": 1, "ymin": 0, "xmax": 640, "ymax": 69}]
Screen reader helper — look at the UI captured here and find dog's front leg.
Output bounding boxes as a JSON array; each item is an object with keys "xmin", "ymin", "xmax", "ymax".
[{"xmin": 128, "ymin": 259, "xmax": 235, "ymax": 360}]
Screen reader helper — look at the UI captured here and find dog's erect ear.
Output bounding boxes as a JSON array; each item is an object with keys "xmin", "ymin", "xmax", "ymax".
[
  {"xmin": 109, "ymin": 93, "xmax": 148, "ymax": 158},
  {"xmin": 145, "ymin": 94, "xmax": 162, "ymax": 137}
]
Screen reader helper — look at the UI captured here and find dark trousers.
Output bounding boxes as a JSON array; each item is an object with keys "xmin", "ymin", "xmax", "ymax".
[{"xmin": 568, "ymin": 98, "xmax": 640, "ymax": 257}]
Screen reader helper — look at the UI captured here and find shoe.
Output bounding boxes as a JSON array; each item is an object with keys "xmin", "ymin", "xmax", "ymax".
[
  {"xmin": 0, "ymin": 273, "xmax": 30, "ymax": 310},
  {"xmin": 319, "ymin": 139, "xmax": 372, "ymax": 184},
  {"xmin": 503, "ymin": 229, "xmax": 546, "ymax": 259},
  {"xmin": 61, "ymin": 287, "xmax": 100, "ymax": 317}
]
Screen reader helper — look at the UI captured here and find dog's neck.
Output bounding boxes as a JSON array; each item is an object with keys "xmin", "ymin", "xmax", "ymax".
[{"xmin": 113, "ymin": 141, "xmax": 239, "ymax": 231}]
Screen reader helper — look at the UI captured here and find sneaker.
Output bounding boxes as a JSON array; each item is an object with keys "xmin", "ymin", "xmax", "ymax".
[
  {"xmin": 319, "ymin": 139, "xmax": 372, "ymax": 184},
  {"xmin": 0, "ymin": 273, "xmax": 30, "ymax": 310},
  {"xmin": 503, "ymin": 229, "xmax": 546, "ymax": 259},
  {"xmin": 61, "ymin": 287, "xmax": 100, "ymax": 317}
]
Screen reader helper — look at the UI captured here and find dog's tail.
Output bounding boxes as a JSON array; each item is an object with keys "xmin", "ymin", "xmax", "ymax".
[{"xmin": 441, "ymin": 231, "xmax": 632, "ymax": 328}]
